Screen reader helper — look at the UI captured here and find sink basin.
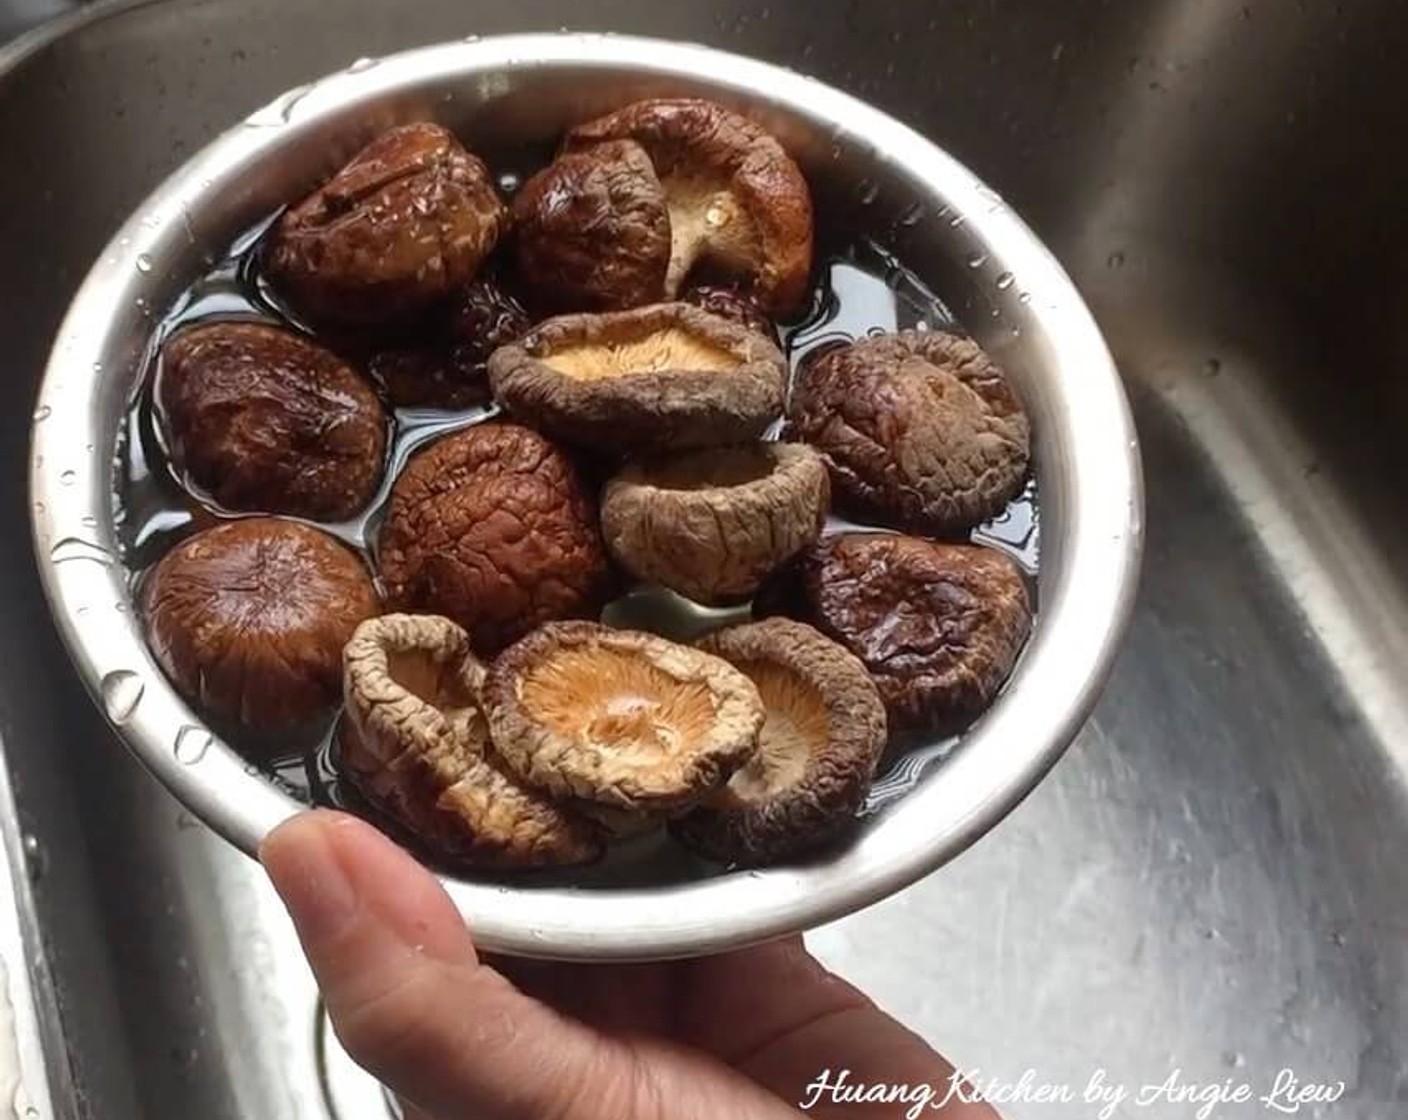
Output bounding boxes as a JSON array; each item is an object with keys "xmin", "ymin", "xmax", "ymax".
[{"xmin": 0, "ymin": 1, "xmax": 1403, "ymax": 1117}]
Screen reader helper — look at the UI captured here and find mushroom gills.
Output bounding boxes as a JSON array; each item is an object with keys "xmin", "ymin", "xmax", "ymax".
[
  {"xmin": 662, "ymin": 177, "xmax": 761, "ymax": 298},
  {"xmin": 542, "ymin": 328, "xmax": 740, "ymax": 380},
  {"xmin": 518, "ymin": 647, "xmax": 719, "ymax": 775},
  {"xmin": 719, "ymin": 661, "xmax": 825, "ymax": 806}
]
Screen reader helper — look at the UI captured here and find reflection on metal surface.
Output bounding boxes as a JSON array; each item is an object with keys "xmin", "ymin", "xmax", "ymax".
[{"xmin": 0, "ymin": 0, "xmax": 1403, "ymax": 1117}]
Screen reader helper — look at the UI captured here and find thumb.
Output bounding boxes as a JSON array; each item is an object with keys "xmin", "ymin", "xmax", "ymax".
[{"xmin": 260, "ymin": 810, "xmax": 627, "ymax": 1120}]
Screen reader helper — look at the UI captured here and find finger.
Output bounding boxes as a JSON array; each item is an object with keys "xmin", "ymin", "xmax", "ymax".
[
  {"xmin": 682, "ymin": 938, "xmax": 1002, "ymax": 1119},
  {"xmin": 261, "ymin": 811, "xmax": 791, "ymax": 1120},
  {"xmin": 262, "ymin": 810, "xmax": 599, "ymax": 1120}
]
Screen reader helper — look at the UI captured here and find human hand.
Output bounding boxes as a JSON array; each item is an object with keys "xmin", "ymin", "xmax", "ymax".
[{"xmin": 262, "ymin": 809, "xmax": 1001, "ymax": 1119}]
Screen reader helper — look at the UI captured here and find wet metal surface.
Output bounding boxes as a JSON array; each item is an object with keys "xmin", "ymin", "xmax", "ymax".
[{"xmin": 0, "ymin": 0, "xmax": 1405, "ymax": 1116}]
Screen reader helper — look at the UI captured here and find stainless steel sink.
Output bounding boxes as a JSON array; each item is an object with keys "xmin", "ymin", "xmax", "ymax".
[{"xmin": 0, "ymin": 1, "xmax": 1404, "ymax": 1117}]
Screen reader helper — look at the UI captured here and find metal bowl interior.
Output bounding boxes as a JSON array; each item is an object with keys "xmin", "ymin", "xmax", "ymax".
[{"xmin": 28, "ymin": 33, "xmax": 1142, "ymax": 960}]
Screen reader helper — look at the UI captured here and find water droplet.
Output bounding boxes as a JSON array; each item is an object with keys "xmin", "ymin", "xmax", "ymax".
[
  {"xmin": 1018, "ymin": 291, "xmax": 1033, "ymax": 305},
  {"xmin": 857, "ymin": 179, "xmax": 879, "ymax": 205},
  {"xmin": 51, "ymin": 537, "xmax": 112, "ymax": 566},
  {"xmin": 81, "ymin": 514, "xmax": 97, "ymax": 528},
  {"xmin": 75, "ymin": 605, "xmax": 89, "ymax": 616},
  {"xmin": 990, "ymin": 307, "xmax": 1002, "ymax": 319},
  {"xmin": 497, "ymin": 171, "xmax": 521, "ymax": 194},
  {"xmin": 966, "ymin": 251, "xmax": 988, "ymax": 269},
  {"xmin": 22, "ymin": 834, "xmax": 45, "ymax": 883},
  {"xmin": 463, "ymin": 33, "xmax": 481, "ymax": 43},
  {"xmin": 995, "ymin": 271, "xmax": 1015, "ymax": 290},
  {"xmin": 1222, "ymin": 1050, "xmax": 1246, "ymax": 1068},
  {"xmin": 60, "ymin": 469, "xmax": 76, "ymax": 486},
  {"xmin": 897, "ymin": 202, "xmax": 924, "ymax": 227},
  {"xmin": 114, "ymin": 601, "xmax": 128, "ymax": 614},
  {"xmin": 947, "ymin": 212, "xmax": 966, "ymax": 228},
  {"xmin": 347, "ymin": 56, "xmax": 379, "ymax": 72},
  {"xmin": 100, "ymin": 669, "xmax": 144, "ymax": 724},
  {"xmin": 169, "ymin": 1045, "xmax": 199, "ymax": 1067},
  {"xmin": 175, "ymin": 725, "xmax": 213, "ymax": 765},
  {"xmin": 92, "ymin": 361, "xmax": 103, "ymax": 373},
  {"xmin": 1107, "ymin": 250, "xmax": 1126, "ymax": 269},
  {"xmin": 135, "ymin": 253, "xmax": 153, "ymax": 273},
  {"xmin": 1204, "ymin": 357, "xmax": 1222, "ymax": 377},
  {"xmin": 33, "ymin": 404, "xmax": 50, "ymax": 421},
  {"xmin": 33, "ymin": 501, "xmax": 43, "ymax": 514},
  {"xmin": 1329, "ymin": 930, "xmax": 1346, "ymax": 947}
]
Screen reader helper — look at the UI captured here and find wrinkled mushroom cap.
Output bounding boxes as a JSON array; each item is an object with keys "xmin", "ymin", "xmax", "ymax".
[
  {"xmin": 565, "ymin": 98, "xmax": 814, "ymax": 314},
  {"xmin": 376, "ymin": 423, "xmax": 612, "ymax": 654},
  {"xmin": 267, "ymin": 123, "xmax": 507, "ymax": 326},
  {"xmin": 483, "ymin": 621, "xmax": 765, "ymax": 812},
  {"xmin": 672, "ymin": 618, "xmax": 887, "ymax": 865},
  {"xmin": 369, "ymin": 279, "xmax": 530, "ymax": 410},
  {"xmin": 158, "ymin": 321, "xmax": 387, "ymax": 520},
  {"xmin": 511, "ymin": 139, "xmax": 671, "ymax": 313},
  {"xmin": 487, "ymin": 302, "xmax": 786, "ymax": 453},
  {"xmin": 760, "ymin": 533, "xmax": 1032, "ymax": 734},
  {"xmin": 788, "ymin": 331, "xmax": 1031, "ymax": 533},
  {"xmin": 601, "ymin": 442, "xmax": 830, "ymax": 605},
  {"xmin": 141, "ymin": 519, "xmax": 379, "ymax": 737},
  {"xmin": 341, "ymin": 614, "xmax": 602, "ymax": 868}
]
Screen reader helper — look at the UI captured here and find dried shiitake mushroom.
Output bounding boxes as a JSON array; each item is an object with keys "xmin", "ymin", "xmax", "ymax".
[
  {"xmin": 368, "ymin": 279, "xmax": 530, "ymax": 410},
  {"xmin": 483, "ymin": 622, "xmax": 765, "ymax": 812},
  {"xmin": 376, "ymin": 423, "xmax": 611, "ymax": 654},
  {"xmin": 267, "ymin": 123, "xmax": 507, "ymax": 326},
  {"xmin": 681, "ymin": 284, "xmax": 776, "ymax": 339},
  {"xmin": 787, "ymin": 331, "xmax": 1030, "ymax": 534},
  {"xmin": 565, "ymin": 98, "xmax": 814, "ymax": 313},
  {"xmin": 672, "ymin": 618, "xmax": 886, "ymax": 865},
  {"xmin": 141, "ymin": 518, "xmax": 379, "ymax": 736},
  {"xmin": 511, "ymin": 140, "xmax": 671, "ymax": 313},
  {"xmin": 340, "ymin": 614, "xmax": 602, "ymax": 868},
  {"xmin": 488, "ymin": 302, "xmax": 786, "ymax": 453},
  {"xmin": 758, "ymin": 532, "xmax": 1032, "ymax": 734},
  {"xmin": 157, "ymin": 321, "xmax": 387, "ymax": 520},
  {"xmin": 600, "ymin": 442, "xmax": 829, "ymax": 605}
]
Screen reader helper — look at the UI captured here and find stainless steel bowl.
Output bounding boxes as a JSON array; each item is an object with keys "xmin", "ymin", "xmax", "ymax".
[{"xmin": 28, "ymin": 32, "xmax": 1142, "ymax": 961}]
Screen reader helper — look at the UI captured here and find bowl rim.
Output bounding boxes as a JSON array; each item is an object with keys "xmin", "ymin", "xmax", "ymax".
[{"xmin": 28, "ymin": 32, "xmax": 1144, "ymax": 961}]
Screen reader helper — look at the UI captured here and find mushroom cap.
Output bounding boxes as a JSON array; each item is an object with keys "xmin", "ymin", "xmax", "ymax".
[
  {"xmin": 787, "ymin": 331, "xmax": 1031, "ymax": 534},
  {"xmin": 341, "ymin": 613, "xmax": 602, "ymax": 868},
  {"xmin": 564, "ymin": 98, "xmax": 814, "ymax": 314},
  {"xmin": 511, "ymin": 139, "xmax": 671, "ymax": 314},
  {"xmin": 488, "ymin": 302, "xmax": 786, "ymax": 454},
  {"xmin": 157, "ymin": 321, "xmax": 387, "ymax": 521},
  {"xmin": 672, "ymin": 618, "xmax": 887, "ymax": 865},
  {"xmin": 267, "ymin": 123, "xmax": 507, "ymax": 326},
  {"xmin": 601, "ymin": 442, "xmax": 830, "ymax": 605},
  {"xmin": 759, "ymin": 532, "xmax": 1032, "ymax": 734},
  {"xmin": 376, "ymin": 423, "xmax": 612, "ymax": 655},
  {"xmin": 368, "ymin": 279, "xmax": 529, "ymax": 410},
  {"xmin": 140, "ymin": 518, "xmax": 379, "ymax": 736},
  {"xmin": 483, "ymin": 621, "xmax": 765, "ymax": 812},
  {"xmin": 681, "ymin": 284, "xmax": 776, "ymax": 340}
]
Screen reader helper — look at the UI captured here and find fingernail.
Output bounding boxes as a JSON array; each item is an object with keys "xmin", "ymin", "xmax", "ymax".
[{"xmin": 261, "ymin": 811, "xmax": 360, "ymax": 946}]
